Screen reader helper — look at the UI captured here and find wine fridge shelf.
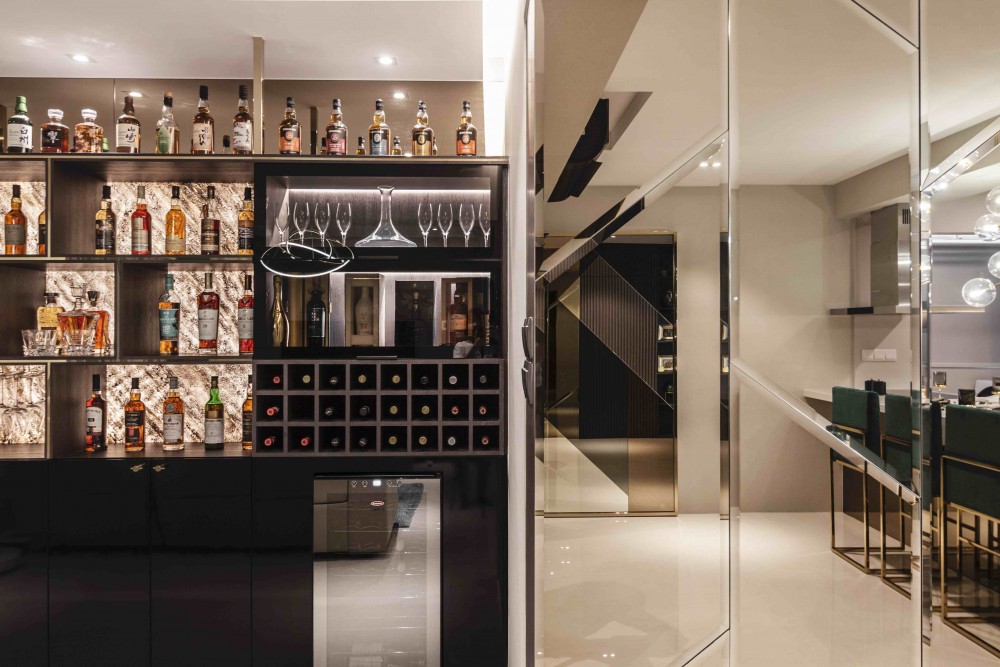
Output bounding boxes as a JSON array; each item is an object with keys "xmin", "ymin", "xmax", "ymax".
[{"xmin": 253, "ymin": 359, "xmax": 505, "ymax": 456}]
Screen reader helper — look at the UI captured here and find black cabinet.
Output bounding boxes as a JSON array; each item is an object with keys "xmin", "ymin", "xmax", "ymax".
[
  {"xmin": 0, "ymin": 461, "xmax": 48, "ymax": 666},
  {"xmin": 49, "ymin": 459, "xmax": 151, "ymax": 667}
]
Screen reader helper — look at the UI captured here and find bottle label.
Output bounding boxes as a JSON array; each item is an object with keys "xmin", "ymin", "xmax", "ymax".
[
  {"xmin": 116, "ymin": 123, "xmax": 139, "ymax": 150},
  {"xmin": 96, "ymin": 227, "xmax": 115, "ymax": 253},
  {"xmin": 327, "ymin": 128, "xmax": 347, "ymax": 155},
  {"xmin": 200, "ymin": 219, "xmax": 220, "ymax": 253},
  {"xmin": 192, "ymin": 122, "xmax": 213, "ymax": 151},
  {"xmin": 198, "ymin": 308, "xmax": 219, "ymax": 342},
  {"xmin": 232, "ymin": 121, "xmax": 252, "ymax": 151},
  {"xmin": 165, "ymin": 234, "xmax": 185, "ymax": 254},
  {"xmin": 7, "ymin": 122, "xmax": 32, "ymax": 150},
  {"xmin": 6, "ymin": 223, "xmax": 25, "ymax": 245},
  {"xmin": 163, "ymin": 413, "xmax": 184, "ymax": 442},
  {"xmin": 86, "ymin": 406, "xmax": 103, "ymax": 434},
  {"xmin": 125, "ymin": 412, "xmax": 144, "ymax": 443},
  {"xmin": 238, "ymin": 226, "xmax": 253, "ymax": 251},
  {"xmin": 413, "ymin": 130, "xmax": 433, "ymax": 155},
  {"xmin": 307, "ymin": 309, "xmax": 325, "ymax": 339},
  {"xmin": 279, "ymin": 127, "xmax": 300, "ymax": 153},
  {"xmin": 238, "ymin": 306, "xmax": 253, "ymax": 339},
  {"xmin": 449, "ymin": 313, "xmax": 468, "ymax": 336},
  {"xmin": 457, "ymin": 131, "xmax": 476, "ymax": 155},
  {"xmin": 157, "ymin": 125, "xmax": 175, "ymax": 154},
  {"xmin": 242, "ymin": 412, "xmax": 252, "ymax": 443},
  {"xmin": 369, "ymin": 130, "xmax": 388, "ymax": 156},
  {"xmin": 159, "ymin": 306, "xmax": 179, "ymax": 341},
  {"xmin": 131, "ymin": 219, "xmax": 149, "ymax": 253},
  {"xmin": 42, "ymin": 127, "xmax": 66, "ymax": 151},
  {"xmin": 204, "ymin": 417, "xmax": 224, "ymax": 444},
  {"xmin": 39, "ymin": 220, "xmax": 46, "ymax": 244}
]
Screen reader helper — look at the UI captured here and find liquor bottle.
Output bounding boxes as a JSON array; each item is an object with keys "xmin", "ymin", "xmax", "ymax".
[
  {"xmin": 357, "ymin": 436, "xmax": 369, "ymax": 448},
  {"xmin": 124, "ymin": 377, "xmax": 146, "ymax": 452},
  {"xmin": 232, "ymin": 84, "xmax": 253, "ymax": 154},
  {"xmin": 418, "ymin": 401, "xmax": 432, "ymax": 418},
  {"xmin": 102, "ymin": 137, "xmax": 109, "ymax": 153},
  {"xmin": 479, "ymin": 434, "xmax": 491, "ymax": 447},
  {"xmin": 115, "ymin": 95, "xmax": 141, "ymax": 153},
  {"xmin": 197, "ymin": 272, "xmax": 220, "ymax": 354},
  {"xmin": 326, "ymin": 99, "xmax": 348, "ymax": 155},
  {"xmin": 41, "ymin": 108, "xmax": 70, "ymax": 153},
  {"xmin": 222, "ymin": 135, "xmax": 231, "ymax": 152},
  {"xmin": 432, "ymin": 138, "xmax": 438, "ymax": 156},
  {"xmin": 38, "ymin": 209, "xmax": 46, "ymax": 255},
  {"xmin": 271, "ymin": 275, "xmax": 289, "ymax": 346},
  {"xmin": 36, "ymin": 292, "xmax": 63, "ymax": 331},
  {"xmin": 7, "ymin": 96, "xmax": 32, "ymax": 153},
  {"xmin": 73, "ymin": 109, "xmax": 103, "ymax": 153},
  {"xmin": 162, "ymin": 376, "xmax": 185, "ymax": 451},
  {"xmin": 159, "ymin": 273, "xmax": 180, "ymax": 355},
  {"xmin": 237, "ymin": 187, "xmax": 253, "ymax": 255},
  {"xmin": 411, "ymin": 101, "xmax": 434, "ymax": 156},
  {"xmin": 200, "ymin": 186, "xmax": 220, "ymax": 255},
  {"xmin": 278, "ymin": 97, "xmax": 301, "ymax": 155},
  {"xmin": 355, "ymin": 287, "xmax": 373, "ymax": 337},
  {"xmin": 355, "ymin": 136, "xmax": 367, "ymax": 156},
  {"xmin": 448, "ymin": 287, "xmax": 468, "ymax": 344},
  {"xmin": 155, "ymin": 93, "xmax": 180, "ymax": 155},
  {"xmin": 306, "ymin": 287, "xmax": 327, "ymax": 348},
  {"xmin": 418, "ymin": 374, "xmax": 431, "ymax": 387},
  {"xmin": 238, "ymin": 274, "xmax": 254, "ymax": 356},
  {"xmin": 328, "ymin": 374, "xmax": 340, "ymax": 387},
  {"xmin": 265, "ymin": 403, "xmax": 280, "ymax": 418},
  {"xmin": 241, "ymin": 375, "xmax": 253, "ymax": 450},
  {"xmin": 446, "ymin": 373, "xmax": 459, "ymax": 387},
  {"xmin": 449, "ymin": 404, "xmax": 461, "ymax": 417},
  {"xmin": 417, "ymin": 435, "xmax": 429, "ymax": 447},
  {"xmin": 5, "ymin": 185, "xmax": 26, "ymax": 254},
  {"xmin": 368, "ymin": 99, "xmax": 390, "ymax": 156},
  {"xmin": 130, "ymin": 185, "xmax": 151, "ymax": 255},
  {"xmin": 298, "ymin": 435, "xmax": 311, "ymax": 449},
  {"xmin": 456, "ymin": 100, "xmax": 478, "ymax": 156},
  {"xmin": 446, "ymin": 435, "xmax": 457, "ymax": 448},
  {"xmin": 87, "ymin": 290, "xmax": 110, "ymax": 353},
  {"xmin": 263, "ymin": 434, "xmax": 279, "ymax": 448},
  {"xmin": 391, "ymin": 136, "xmax": 402, "ymax": 155},
  {"xmin": 328, "ymin": 435, "xmax": 341, "ymax": 448},
  {"xmin": 165, "ymin": 185, "xmax": 186, "ymax": 255},
  {"xmin": 85, "ymin": 374, "xmax": 107, "ymax": 452},
  {"xmin": 387, "ymin": 435, "xmax": 399, "ymax": 447},
  {"xmin": 358, "ymin": 404, "xmax": 371, "ymax": 418},
  {"xmin": 204, "ymin": 375, "xmax": 224, "ymax": 450},
  {"xmin": 477, "ymin": 403, "xmax": 489, "ymax": 417},
  {"xmin": 191, "ymin": 85, "xmax": 214, "ymax": 154},
  {"xmin": 323, "ymin": 405, "xmax": 336, "ymax": 418},
  {"xmin": 95, "ymin": 185, "xmax": 116, "ymax": 255}
]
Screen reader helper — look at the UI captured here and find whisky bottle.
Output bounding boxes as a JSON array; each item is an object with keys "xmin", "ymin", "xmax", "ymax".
[
  {"xmin": 130, "ymin": 185, "xmax": 151, "ymax": 255},
  {"xmin": 38, "ymin": 209, "xmax": 46, "ymax": 255},
  {"xmin": 87, "ymin": 290, "xmax": 110, "ymax": 354},
  {"xmin": 448, "ymin": 288, "xmax": 468, "ymax": 344},
  {"xmin": 432, "ymin": 137, "xmax": 438, "ymax": 156},
  {"xmin": 391, "ymin": 136, "xmax": 402, "ymax": 155},
  {"xmin": 200, "ymin": 186, "xmax": 220, "ymax": 255},
  {"xmin": 326, "ymin": 99, "xmax": 348, "ymax": 155},
  {"xmin": 37, "ymin": 292, "xmax": 63, "ymax": 331},
  {"xmin": 115, "ymin": 95, "xmax": 141, "ymax": 153},
  {"xmin": 411, "ymin": 101, "xmax": 434, "ymax": 156},
  {"xmin": 162, "ymin": 376, "xmax": 185, "ymax": 451},
  {"xmin": 41, "ymin": 108, "xmax": 70, "ymax": 153},
  {"xmin": 241, "ymin": 375, "xmax": 253, "ymax": 451},
  {"xmin": 159, "ymin": 273, "xmax": 180, "ymax": 355},
  {"xmin": 197, "ymin": 272, "xmax": 220, "ymax": 354},
  {"xmin": 271, "ymin": 275, "xmax": 288, "ymax": 346},
  {"xmin": 165, "ymin": 185, "xmax": 186, "ymax": 255},
  {"xmin": 238, "ymin": 273, "xmax": 254, "ymax": 356},
  {"xmin": 456, "ymin": 101, "xmax": 478, "ymax": 156},
  {"xmin": 74, "ymin": 109, "xmax": 103, "ymax": 153},
  {"xmin": 306, "ymin": 287, "xmax": 327, "ymax": 348},
  {"xmin": 368, "ymin": 99, "xmax": 390, "ymax": 156},
  {"xmin": 355, "ymin": 136, "xmax": 367, "ymax": 156},
  {"xmin": 237, "ymin": 187, "xmax": 254, "ymax": 255},
  {"xmin": 191, "ymin": 85, "xmax": 215, "ymax": 154},
  {"xmin": 155, "ymin": 93, "xmax": 180, "ymax": 155},
  {"xmin": 7, "ymin": 96, "xmax": 32, "ymax": 153},
  {"xmin": 85, "ymin": 374, "xmax": 107, "ymax": 452},
  {"xmin": 124, "ymin": 377, "xmax": 146, "ymax": 452},
  {"xmin": 5, "ymin": 185, "xmax": 27, "ymax": 255},
  {"xmin": 95, "ymin": 185, "xmax": 116, "ymax": 255},
  {"xmin": 204, "ymin": 375, "xmax": 224, "ymax": 450},
  {"xmin": 278, "ymin": 97, "xmax": 301, "ymax": 155},
  {"xmin": 222, "ymin": 135, "xmax": 231, "ymax": 152},
  {"xmin": 232, "ymin": 84, "xmax": 253, "ymax": 155}
]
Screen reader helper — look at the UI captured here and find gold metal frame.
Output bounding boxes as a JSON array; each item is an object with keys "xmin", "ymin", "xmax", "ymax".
[
  {"xmin": 830, "ymin": 424, "xmax": 879, "ymax": 574},
  {"xmin": 880, "ymin": 431, "xmax": 915, "ymax": 597}
]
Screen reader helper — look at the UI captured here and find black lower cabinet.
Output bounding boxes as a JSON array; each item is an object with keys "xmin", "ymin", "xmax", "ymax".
[
  {"xmin": 150, "ymin": 458, "xmax": 252, "ymax": 667},
  {"xmin": 49, "ymin": 459, "xmax": 151, "ymax": 667},
  {"xmin": 0, "ymin": 461, "xmax": 48, "ymax": 666}
]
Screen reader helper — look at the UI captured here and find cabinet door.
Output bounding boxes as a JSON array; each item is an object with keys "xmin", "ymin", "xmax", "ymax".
[
  {"xmin": 49, "ymin": 459, "xmax": 151, "ymax": 667},
  {"xmin": 0, "ymin": 460, "xmax": 48, "ymax": 665},
  {"xmin": 150, "ymin": 458, "xmax": 251, "ymax": 667}
]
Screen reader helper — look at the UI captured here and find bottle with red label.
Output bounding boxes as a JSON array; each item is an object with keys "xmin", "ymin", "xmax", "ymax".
[
  {"xmin": 326, "ymin": 99, "xmax": 348, "ymax": 155},
  {"xmin": 456, "ymin": 100, "xmax": 478, "ymax": 156},
  {"xmin": 278, "ymin": 96, "xmax": 301, "ymax": 155},
  {"xmin": 238, "ymin": 273, "xmax": 254, "ymax": 355}
]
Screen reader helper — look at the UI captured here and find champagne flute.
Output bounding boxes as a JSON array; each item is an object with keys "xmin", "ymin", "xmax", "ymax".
[
  {"xmin": 274, "ymin": 199, "xmax": 290, "ymax": 248},
  {"xmin": 336, "ymin": 202, "xmax": 352, "ymax": 246},
  {"xmin": 418, "ymin": 201, "xmax": 433, "ymax": 247},
  {"xmin": 315, "ymin": 202, "xmax": 331, "ymax": 247},
  {"xmin": 292, "ymin": 201, "xmax": 310, "ymax": 241},
  {"xmin": 459, "ymin": 204, "xmax": 475, "ymax": 247},
  {"xmin": 437, "ymin": 203, "xmax": 453, "ymax": 248},
  {"xmin": 478, "ymin": 203, "xmax": 491, "ymax": 246}
]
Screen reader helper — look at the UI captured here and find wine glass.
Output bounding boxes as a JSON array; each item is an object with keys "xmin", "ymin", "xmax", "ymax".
[
  {"xmin": 315, "ymin": 202, "xmax": 331, "ymax": 247},
  {"xmin": 292, "ymin": 201, "xmax": 310, "ymax": 241},
  {"xmin": 459, "ymin": 204, "xmax": 475, "ymax": 247},
  {"xmin": 478, "ymin": 203, "xmax": 491, "ymax": 246},
  {"xmin": 437, "ymin": 203, "xmax": 453, "ymax": 248},
  {"xmin": 418, "ymin": 201, "xmax": 433, "ymax": 248},
  {"xmin": 336, "ymin": 202, "xmax": 352, "ymax": 246},
  {"xmin": 274, "ymin": 200, "xmax": 290, "ymax": 248}
]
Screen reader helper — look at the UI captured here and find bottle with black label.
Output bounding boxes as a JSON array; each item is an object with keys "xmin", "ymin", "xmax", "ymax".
[
  {"xmin": 278, "ymin": 97, "xmax": 301, "ymax": 154},
  {"xmin": 241, "ymin": 375, "xmax": 253, "ymax": 451},
  {"xmin": 456, "ymin": 100, "xmax": 478, "ymax": 156},
  {"xmin": 238, "ymin": 187, "xmax": 254, "ymax": 255},
  {"xmin": 124, "ymin": 377, "xmax": 146, "ymax": 452},
  {"xmin": 368, "ymin": 99, "xmax": 390, "ymax": 156},
  {"xmin": 306, "ymin": 288, "xmax": 328, "ymax": 348},
  {"xmin": 326, "ymin": 99, "xmax": 348, "ymax": 155},
  {"xmin": 411, "ymin": 101, "xmax": 434, "ymax": 156},
  {"xmin": 200, "ymin": 186, "xmax": 220, "ymax": 255}
]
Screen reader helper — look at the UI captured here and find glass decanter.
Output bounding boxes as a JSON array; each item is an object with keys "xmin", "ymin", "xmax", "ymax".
[
  {"xmin": 356, "ymin": 186, "xmax": 416, "ymax": 247},
  {"xmin": 56, "ymin": 285, "xmax": 99, "ymax": 354}
]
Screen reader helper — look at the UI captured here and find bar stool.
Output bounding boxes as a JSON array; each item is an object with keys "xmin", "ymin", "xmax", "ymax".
[
  {"xmin": 830, "ymin": 386, "xmax": 882, "ymax": 573},
  {"xmin": 923, "ymin": 401, "xmax": 944, "ymax": 610},
  {"xmin": 941, "ymin": 404, "xmax": 1000, "ymax": 658},
  {"xmin": 880, "ymin": 393, "xmax": 915, "ymax": 595}
]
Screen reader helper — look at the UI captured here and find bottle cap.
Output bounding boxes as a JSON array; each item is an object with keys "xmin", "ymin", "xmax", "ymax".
[
  {"xmin": 244, "ymin": 274, "xmax": 253, "ymax": 289},
  {"xmin": 222, "ymin": 135, "xmax": 231, "ymax": 148},
  {"xmin": 12, "ymin": 184, "xmax": 20, "ymax": 198},
  {"xmin": 207, "ymin": 186, "xmax": 216, "ymax": 198},
  {"xmin": 332, "ymin": 98, "xmax": 341, "ymax": 108},
  {"xmin": 238, "ymin": 84, "xmax": 248, "ymax": 100},
  {"xmin": 211, "ymin": 375, "xmax": 219, "ymax": 383},
  {"xmin": 243, "ymin": 186, "xmax": 252, "ymax": 200},
  {"xmin": 48, "ymin": 108, "xmax": 63, "ymax": 120},
  {"xmin": 199, "ymin": 85, "xmax": 209, "ymax": 100},
  {"xmin": 102, "ymin": 184, "xmax": 111, "ymax": 199},
  {"xmin": 163, "ymin": 93, "xmax": 173, "ymax": 106},
  {"xmin": 131, "ymin": 377, "xmax": 140, "ymax": 389},
  {"xmin": 248, "ymin": 374, "xmax": 253, "ymax": 383},
  {"xmin": 375, "ymin": 98, "xmax": 384, "ymax": 109},
  {"xmin": 169, "ymin": 376, "xmax": 178, "ymax": 389},
  {"xmin": 171, "ymin": 185, "xmax": 180, "ymax": 198},
  {"xmin": 137, "ymin": 185, "xmax": 146, "ymax": 198},
  {"xmin": 286, "ymin": 96, "xmax": 294, "ymax": 106},
  {"xmin": 82, "ymin": 108, "xmax": 97, "ymax": 120},
  {"xmin": 87, "ymin": 289, "xmax": 98, "ymax": 303},
  {"xmin": 92, "ymin": 374, "xmax": 101, "ymax": 391},
  {"xmin": 124, "ymin": 95, "xmax": 134, "ymax": 108},
  {"xmin": 165, "ymin": 272, "xmax": 174, "ymax": 286}
]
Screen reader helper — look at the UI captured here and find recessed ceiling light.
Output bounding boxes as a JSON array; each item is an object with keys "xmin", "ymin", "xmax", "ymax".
[
  {"xmin": 127, "ymin": 91, "xmax": 143, "ymax": 98},
  {"xmin": 376, "ymin": 55, "xmax": 397, "ymax": 66},
  {"xmin": 392, "ymin": 91, "xmax": 406, "ymax": 100},
  {"xmin": 699, "ymin": 161, "xmax": 709, "ymax": 168},
  {"xmin": 69, "ymin": 53, "xmax": 93, "ymax": 63}
]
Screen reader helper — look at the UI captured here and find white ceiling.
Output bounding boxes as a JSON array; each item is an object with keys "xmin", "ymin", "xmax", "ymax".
[{"xmin": 0, "ymin": 1, "xmax": 483, "ymax": 81}]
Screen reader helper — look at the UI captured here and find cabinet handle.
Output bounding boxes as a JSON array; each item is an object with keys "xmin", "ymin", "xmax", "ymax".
[
  {"xmin": 521, "ymin": 360, "xmax": 533, "ymax": 406},
  {"xmin": 153, "ymin": 464, "xmax": 166, "ymax": 473},
  {"xmin": 130, "ymin": 464, "xmax": 145, "ymax": 473},
  {"xmin": 521, "ymin": 316, "xmax": 534, "ymax": 362}
]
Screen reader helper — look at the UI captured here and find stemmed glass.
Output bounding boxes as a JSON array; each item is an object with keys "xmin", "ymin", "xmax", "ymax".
[
  {"xmin": 437, "ymin": 203, "xmax": 453, "ymax": 248},
  {"xmin": 274, "ymin": 200, "xmax": 290, "ymax": 248},
  {"xmin": 336, "ymin": 202, "xmax": 352, "ymax": 247},
  {"xmin": 478, "ymin": 203, "xmax": 491, "ymax": 246},
  {"xmin": 315, "ymin": 202, "xmax": 332, "ymax": 247},
  {"xmin": 418, "ymin": 201, "xmax": 433, "ymax": 247},
  {"xmin": 459, "ymin": 204, "xmax": 475, "ymax": 247},
  {"xmin": 292, "ymin": 201, "xmax": 311, "ymax": 241}
]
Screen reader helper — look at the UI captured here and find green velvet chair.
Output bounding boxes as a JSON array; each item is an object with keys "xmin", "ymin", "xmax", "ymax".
[
  {"xmin": 880, "ymin": 393, "xmax": 915, "ymax": 595},
  {"xmin": 830, "ymin": 386, "xmax": 882, "ymax": 574},
  {"xmin": 942, "ymin": 403, "xmax": 1000, "ymax": 658}
]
